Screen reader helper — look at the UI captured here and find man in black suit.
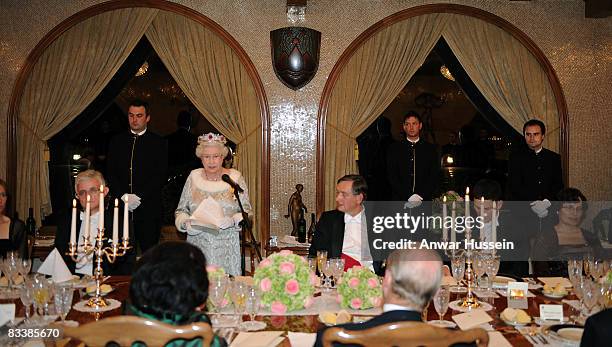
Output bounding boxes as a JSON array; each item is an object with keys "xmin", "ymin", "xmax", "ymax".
[
  {"xmin": 308, "ymin": 175, "xmax": 382, "ymax": 275},
  {"xmin": 54, "ymin": 170, "xmax": 135, "ymax": 275},
  {"xmin": 581, "ymin": 308, "xmax": 612, "ymax": 347},
  {"xmin": 165, "ymin": 110, "xmax": 199, "ymax": 178},
  {"xmin": 106, "ymin": 100, "xmax": 168, "ymax": 253},
  {"xmin": 314, "ymin": 249, "xmax": 450, "ymax": 347},
  {"xmin": 386, "ymin": 112, "xmax": 440, "ymax": 202}
]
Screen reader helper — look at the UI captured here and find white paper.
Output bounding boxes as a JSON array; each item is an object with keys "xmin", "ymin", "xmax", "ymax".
[
  {"xmin": 0, "ymin": 304, "xmax": 15, "ymax": 327},
  {"xmin": 190, "ymin": 197, "xmax": 225, "ymax": 229},
  {"xmin": 287, "ymin": 332, "xmax": 316, "ymax": 347},
  {"xmin": 452, "ymin": 310, "xmax": 493, "ymax": 330},
  {"xmin": 230, "ymin": 331, "xmax": 284, "ymax": 347},
  {"xmin": 539, "ymin": 304, "xmax": 564, "ymax": 321},
  {"xmin": 37, "ymin": 248, "xmax": 73, "ymax": 283},
  {"xmin": 487, "ymin": 331, "xmax": 512, "ymax": 347}
]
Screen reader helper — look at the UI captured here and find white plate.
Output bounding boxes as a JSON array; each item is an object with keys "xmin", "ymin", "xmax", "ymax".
[
  {"xmin": 86, "ymin": 287, "xmax": 114, "ymax": 297},
  {"xmin": 556, "ymin": 327, "xmax": 584, "ymax": 342},
  {"xmin": 502, "ymin": 318, "xmax": 531, "ymax": 327},
  {"xmin": 534, "ymin": 317, "xmax": 569, "ymax": 326},
  {"xmin": 542, "ymin": 291, "xmax": 567, "ymax": 299},
  {"xmin": 428, "ymin": 320, "xmax": 457, "ymax": 328}
]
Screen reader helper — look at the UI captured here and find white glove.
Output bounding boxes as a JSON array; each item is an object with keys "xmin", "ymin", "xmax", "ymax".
[
  {"xmin": 122, "ymin": 194, "xmax": 141, "ymax": 212},
  {"xmin": 232, "ymin": 212, "xmax": 244, "ymax": 226},
  {"xmin": 530, "ymin": 199, "xmax": 551, "ymax": 218},
  {"xmin": 403, "ymin": 194, "xmax": 423, "ymax": 209},
  {"xmin": 218, "ymin": 217, "xmax": 234, "ymax": 230}
]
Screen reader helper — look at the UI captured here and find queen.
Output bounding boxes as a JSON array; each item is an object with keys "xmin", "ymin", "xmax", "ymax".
[{"xmin": 174, "ymin": 133, "xmax": 252, "ymax": 275}]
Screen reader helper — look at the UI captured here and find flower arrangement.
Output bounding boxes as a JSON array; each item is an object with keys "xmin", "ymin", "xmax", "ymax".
[
  {"xmin": 337, "ymin": 266, "xmax": 382, "ymax": 310},
  {"xmin": 253, "ymin": 250, "xmax": 316, "ymax": 313}
]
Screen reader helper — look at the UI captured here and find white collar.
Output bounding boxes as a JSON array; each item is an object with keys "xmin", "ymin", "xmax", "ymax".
[
  {"xmin": 534, "ymin": 147, "xmax": 543, "ymax": 154},
  {"xmin": 79, "ymin": 211, "xmax": 100, "ymax": 220},
  {"xmin": 383, "ymin": 303, "xmax": 419, "ymax": 312},
  {"xmin": 131, "ymin": 128, "xmax": 147, "ymax": 136},
  {"xmin": 344, "ymin": 210, "xmax": 363, "ymax": 223},
  {"xmin": 407, "ymin": 137, "xmax": 420, "ymax": 144}
]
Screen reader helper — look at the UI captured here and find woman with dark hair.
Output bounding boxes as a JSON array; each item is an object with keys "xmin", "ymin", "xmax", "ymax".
[
  {"xmin": 128, "ymin": 241, "xmax": 227, "ymax": 347},
  {"xmin": 531, "ymin": 188, "xmax": 603, "ymax": 276},
  {"xmin": 0, "ymin": 179, "xmax": 27, "ymax": 258}
]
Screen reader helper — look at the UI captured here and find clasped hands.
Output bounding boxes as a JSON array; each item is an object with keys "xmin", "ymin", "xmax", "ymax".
[{"xmin": 403, "ymin": 194, "xmax": 423, "ymax": 209}]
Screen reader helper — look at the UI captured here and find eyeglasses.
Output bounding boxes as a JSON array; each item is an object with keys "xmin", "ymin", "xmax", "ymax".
[
  {"xmin": 201, "ymin": 154, "xmax": 224, "ymax": 160},
  {"xmin": 0, "ymin": 192, "xmax": 7, "ymax": 198},
  {"xmin": 76, "ymin": 187, "xmax": 100, "ymax": 198}
]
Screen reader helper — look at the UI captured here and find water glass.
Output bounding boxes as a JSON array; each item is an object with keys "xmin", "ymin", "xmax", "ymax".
[
  {"xmin": 230, "ymin": 281, "xmax": 248, "ymax": 321},
  {"xmin": 17, "ymin": 259, "xmax": 32, "ymax": 277},
  {"xmin": 433, "ymin": 286, "xmax": 450, "ymax": 324},
  {"xmin": 450, "ymin": 254, "xmax": 466, "ymax": 293},
  {"xmin": 19, "ymin": 283, "xmax": 33, "ymax": 323},
  {"xmin": 208, "ymin": 276, "xmax": 228, "ymax": 314},
  {"xmin": 486, "ymin": 255, "xmax": 500, "ymax": 292},
  {"xmin": 331, "ymin": 258, "xmax": 345, "ymax": 287},
  {"xmin": 54, "ymin": 285, "xmax": 74, "ymax": 322},
  {"xmin": 472, "ymin": 253, "xmax": 487, "ymax": 289},
  {"xmin": 239, "ymin": 287, "xmax": 266, "ymax": 331}
]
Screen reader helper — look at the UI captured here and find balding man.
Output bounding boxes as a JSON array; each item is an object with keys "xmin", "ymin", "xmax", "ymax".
[{"xmin": 315, "ymin": 249, "xmax": 475, "ymax": 347}]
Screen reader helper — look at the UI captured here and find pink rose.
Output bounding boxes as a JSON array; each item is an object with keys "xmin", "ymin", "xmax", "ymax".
[
  {"xmin": 259, "ymin": 258, "xmax": 272, "ymax": 268},
  {"xmin": 279, "ymin": 261, "xmax": 296, "ymax": 274},
  {"xmin": 206, "ymin": 265, "xmax": 218, "ymax": 272},
  {"xmin": 367, "ymin": 278, "xmax": 379, "ymax": 289},
  {"xmin": 279, "ymin": 250, "xmax": 292, "ymax": 256},
  {"xmin": 304, "ymin": 296, "xmax": 314, "ymax": 308},
  {"xmin": 336, "ymin": 294, "xmax": 343, "ymax": 304},
  {"xmin": 350, "ymin": 298, "xmax": 362, "ymax": 309},
  {"xmin": 370, "ymin": 296, "xmax": 382, "ymax": 307},
  {"xmin": 349, "ymin": 277, "xmax": 360, "ymax": 288},
  {"xmin": 285, "ymin": 279, "xmax": 300, "ymax": 295},
  {"xmin": 271, "ymin": 301, "xmax": 287, "ymax": 314},
  {"xmin": 260, "ymin": 278, "xmax": 272, "ymax": 292}
]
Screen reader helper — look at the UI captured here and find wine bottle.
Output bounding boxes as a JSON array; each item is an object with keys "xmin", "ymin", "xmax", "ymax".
[
  {"xmin": 26, "ymin": 207, "xmax": 37, "ymax": 237},
  {"xmin": 307, "ymin": 213, "xmax": 316, "ymax": 244},
  {"xmin": 297, "ymin": 210, "xmax": 307, "ymax": 243}
]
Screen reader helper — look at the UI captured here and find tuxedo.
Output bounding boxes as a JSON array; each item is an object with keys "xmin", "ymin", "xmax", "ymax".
[
  {"xmin": 54, "ymin": 203, "xmax": 136, "ymax": 275},
  {"xmin": 581, "ymin": 308, "xmax": 612, "ymax": 347},
  {"xmin": 508, "ymin": 147, "xmax": 563, "ymax": 201},
  {"xmin": 386, "ymin": 139, "xmax": 440, "ymax": 201},
  {"xmin": 107, "ymin": 130, "xmax": 167, "ymax": 252},
  {"xmin": 314, "ymin": 310, "xmax": 475, "ymax": 347},
  {"xmin": 308, "ymin": 210, "xmax": 383, "ymax": 275}
]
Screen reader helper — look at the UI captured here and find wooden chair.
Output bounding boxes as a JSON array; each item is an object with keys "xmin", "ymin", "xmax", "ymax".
[
  {"xmin": 59, "ymin": 315, "xmax": 214, "ymax": 347},
  {"xmin": 322, "ymin": 321, "xmax": 489, "ymax": 347}
]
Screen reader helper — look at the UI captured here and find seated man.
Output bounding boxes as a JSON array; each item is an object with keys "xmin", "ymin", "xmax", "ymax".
[
  {"xmin": 581, "ymin": 308, "xmax": 612, "ymax": 347},
  {"xmin": 55, "ymin": 169, "xmax": 135, "ymax": 275},
  {"xmin": 308, "ymin": 175, "xmax": 382, "ymax": 274},
  {"xmin": 315, "ymin": 249, "xmax": 474, "ymax": 347},
  {"xmin": 128, "ymin": 241, "xmax": 227, "ymax": 347}
]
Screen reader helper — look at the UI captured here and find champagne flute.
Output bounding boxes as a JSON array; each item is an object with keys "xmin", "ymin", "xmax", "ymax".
[
  {"xmin": 450, "ymin": 253, "xmax": 466, "ymax": 293},
  {"xmin": 433, "ymin": 286, "xmax": 451, "ymax": 327},
  {"xmin": 316, "ymin": 250, "xmax": 327, "ymax": 281}
]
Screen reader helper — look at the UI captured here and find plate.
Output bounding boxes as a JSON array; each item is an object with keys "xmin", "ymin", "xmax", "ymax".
[
  {"xmin": 534, "ymin": 316, "xmax": 569, "ymax": 326},
  {"xmin": 492, "ymin": 275, "xmax": 520, "ymax": 289},
  {"xmin": 541, "ymin": 290, "xmax": 567, "ymax": 299},
  {"xmin": 502, "ymin": 318, "xmax": 530, "ymax": 327},
  {"xmin": 86, "ymin": 287, "xmax": 114, "ymax": 297},
  {"xmin": 547, "ymin": 324, "xmax": 584, "ymax": 346}
]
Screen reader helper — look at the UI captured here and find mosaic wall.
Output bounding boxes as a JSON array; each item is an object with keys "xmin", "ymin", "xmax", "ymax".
[{"xmin": 1, "ymin": 0, "xmax": 610, "ymax": 236}]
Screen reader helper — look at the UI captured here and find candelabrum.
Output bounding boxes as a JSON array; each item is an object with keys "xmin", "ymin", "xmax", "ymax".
[
  {"xmin": 66, "ymin": 228, "xmax": 130, "ymax": 308},
  {"xmin": 460, "ymin": 227, "xmax": 480, "ymax": 309}
]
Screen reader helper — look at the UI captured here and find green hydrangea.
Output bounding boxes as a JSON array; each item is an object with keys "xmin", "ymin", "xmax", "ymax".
[{"xmin": 337, "ymin": 266, "xmax": 382, "ymax": 310}]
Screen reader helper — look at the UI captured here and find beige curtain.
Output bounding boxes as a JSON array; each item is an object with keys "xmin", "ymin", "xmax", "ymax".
[
  {"xmin": 443, "ymin": 14, "xmax": 559, "ymax": 152},
  {"xmin": 16, "ymin": 8, "xmax": 158, "ymax": 223},
  {"xmin": 323, "ymin": 14, "xmax": 449, "ymax": 209},
  {"xmin": 145, "ymin": 11, "xmax": 263, "ymax": 239}
]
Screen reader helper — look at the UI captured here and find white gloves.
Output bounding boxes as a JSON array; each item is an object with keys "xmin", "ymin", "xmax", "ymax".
[
  {"xmin": 530, "ymin": 199, "xmax": 551, "ymax": 218},
  {"xmin": 218, "ymin": 217, "xmax": 235, "ymax": 230},
  {"xmin": 122, "ymin": 194, "xmax": 141, "ymax": 212},
  {"xmin": 404, "ymin": 194, "xmax": 423, "ymax": 209}
]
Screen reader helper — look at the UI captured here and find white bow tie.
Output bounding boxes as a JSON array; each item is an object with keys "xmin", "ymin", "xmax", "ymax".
[{"xmin": 344, "ymin": 214, "xmax": 361, "ymax": 224}]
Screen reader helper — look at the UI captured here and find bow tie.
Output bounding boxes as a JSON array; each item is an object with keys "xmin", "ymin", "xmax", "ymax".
[{"xmin": 344, "ymin": 214, "xmax": 361, "ymax": 224}]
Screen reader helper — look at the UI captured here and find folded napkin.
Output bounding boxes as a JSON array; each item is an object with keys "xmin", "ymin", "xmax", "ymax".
[
  {"xmin": 452, "ymin": 310, "xmax": 493, "ymax": 330},
  {"xmin": 230, "ymin": 331, "xmax": 284, "ymax": 347},
  {"xmin": 287, "ymin": 332, "xmax": 316, "ymax": 347},
  {"xmin": 37, "ymin": 248, "xmax": 73, "ymax": 283},
  {"xmin": 487, "ymin": 331, "xmax": 513, "ymax": 347},
  {"xmin": 0, "ymin": 304, "xmax": 15, "ymax": 327}
]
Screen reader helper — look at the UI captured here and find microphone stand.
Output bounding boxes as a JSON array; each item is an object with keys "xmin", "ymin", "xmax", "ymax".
[{"xmin": 231, "ymin": 187, "xmax": 262, "ymax": 275}]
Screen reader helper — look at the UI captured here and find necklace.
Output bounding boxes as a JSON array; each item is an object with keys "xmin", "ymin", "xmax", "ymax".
[{"xmin": 204, "ymin": 171, "xmax": 221, "ymax": 181}]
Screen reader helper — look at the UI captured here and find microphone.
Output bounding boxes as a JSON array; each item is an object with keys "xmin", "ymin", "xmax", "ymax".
[{"xmin": 221, "ymin": 174, "xmax": 244, "ymax": 193}]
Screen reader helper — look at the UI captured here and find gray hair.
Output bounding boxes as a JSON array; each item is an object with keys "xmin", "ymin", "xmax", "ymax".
[
  {"xmin": 386, "ymin": 249, "xmax": 442, "ymax": 310},
  {"xmin": 195, "ymin": 140, "xmax": 229, "ymax": 159},
  {"xmin": 74, "ymin": 170, "xmax": 106, "ymax": 192}
]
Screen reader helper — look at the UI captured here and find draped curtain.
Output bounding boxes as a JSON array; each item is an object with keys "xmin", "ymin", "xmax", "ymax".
[
  {"xmin": 442, "ymin": 15, "xmax": 559, "ymax": 152},
  {"xmin": 323, "ymin": 14, "xmax": 449, "ymax": 209},
  {"xmin": 145, "ymin": 11, "xmax": 263, "ymax": 238},
  {"xmin": 16, "ymin": 8, "xmax": 158, "ymax": 223}
]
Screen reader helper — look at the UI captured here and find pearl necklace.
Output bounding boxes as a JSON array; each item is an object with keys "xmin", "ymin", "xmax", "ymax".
[{"xmin": 204, "ymin": 171, "xmax": 221, "ymax": 181}]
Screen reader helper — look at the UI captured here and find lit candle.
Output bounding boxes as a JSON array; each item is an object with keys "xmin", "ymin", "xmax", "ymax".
[
  {"xmin": 84, "ymin": 195, "xmax": 91, "ymax": 240},
  {"xmin": 480, "ymin": 197, "xmax": 485, "ymax": 241},
  {"xmin": 442, "ymin": 196, "xmax": 448, "ymax": 241},
  {"xmin": 112, "ymin": 198, "xmax": 119, "ymax": 244},
  {"xmin": 465, "ymin": 187, "xmax": 470, "ymax": 239},
  {"xmin": 98, "ymin": 185, "xmax": 104, "ymax": 233},
  {"xmin": 70, "ymin": 199, "xmax": 77, "ymax": 245},
  {"xmin": 492, "ymin": 201, "xmax": 497, "ymax": 244},
  {"xmin": 123, "ymin": 195, "xmax": 129, "ymax": 241},
  {"xmin": 451, "ymin": 201, "xmax": 456, "ymax": 243}
]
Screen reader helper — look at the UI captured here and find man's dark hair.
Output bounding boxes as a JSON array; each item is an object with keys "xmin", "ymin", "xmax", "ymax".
[
  {"xmin": 403, "ymin": 111, "xmax": 422, "ymax": 124},
  {"xmin": 130, "ymin": 241, "xmax": 209, "ymax": 320},
  {"xmin": 337, "ymin": 174, "xmax": 368, "ymax": 200},
  {"xmin": 473, "ymin": 178, "xmax": 503, "ymax": 201},
  {"xmin": 177, "ymin": 111, "xmax": 192, "ymax": 128},
  {"xmin": 523, "ymin": 119, "xmax": 546, "ymax": 135},
  {"xmin": 129, "ymin": 99, "xmax": 150, "ymax": 115}
]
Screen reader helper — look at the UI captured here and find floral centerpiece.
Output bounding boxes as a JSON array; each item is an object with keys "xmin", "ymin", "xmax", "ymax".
[
  {"xmin": 430, "ymin": 190, "xmax": 465, "ymax": 234},
  {"xmin": 254, "ymin": 250, "xmax": 316, "ymax": 313},
  {"xmin": 206, "ymin": 265, "xmax": 230, "ymax": 309},
  {"xmin": 337, "ymin": 266, "xmax": 382, "ymax": 310}
]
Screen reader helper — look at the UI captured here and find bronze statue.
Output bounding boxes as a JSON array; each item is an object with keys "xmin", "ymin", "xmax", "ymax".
[{"xmin": 284, "ymin": 184, "xmax": 307, "ymax": 237}]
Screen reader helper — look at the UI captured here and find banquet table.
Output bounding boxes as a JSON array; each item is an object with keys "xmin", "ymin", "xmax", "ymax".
[{"xmin": 0, "ymin": 276, "xmax": 582, "ymax": 346}]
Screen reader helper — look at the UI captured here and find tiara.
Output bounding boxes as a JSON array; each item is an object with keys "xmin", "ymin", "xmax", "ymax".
[{"xmin": 198, "ymin": 133, "xmax": 227, "ymax": 144}]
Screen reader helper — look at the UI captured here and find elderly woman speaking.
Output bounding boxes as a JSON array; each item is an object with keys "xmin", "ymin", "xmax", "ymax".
[{"xmin": 175, "ymin": 133, "xmax": 252, "ymax": 275}]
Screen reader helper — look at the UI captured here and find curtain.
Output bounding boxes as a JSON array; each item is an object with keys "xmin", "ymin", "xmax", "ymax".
[
  {"xmin": 443, "ymin": 14, "xmax": 559, "ymax": 152},
  {"xmin": 323, "ymin": 14, "xmax": 449, "ymax": 210},
  {"xmin": 16, "ymin": 8, "xmax": 158, "ymax": 223},
  {"xmin": 145, "ymin": 11, "xmax": 263, "ymax": 239}
]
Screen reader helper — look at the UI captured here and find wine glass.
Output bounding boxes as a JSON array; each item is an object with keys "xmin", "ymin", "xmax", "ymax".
[
  {"xmin": 31, "ymin": 276, "xmax": 49, "ymax": 325},
  {"xmin": 432, "ymin": 286, "xmax": 452, "ymax": 327},
  {"xmin": 316, "ymin": 250, "xmax": 328, "ymax": 281},
  {"xmin": 486, "ymin": 255, "xmax": 500, "ymax": 293},
  {"xmin": 450, "ymin": 253, "xmax": 466, "ymax": 293},
  {"xmin": 54, "ymin": 284, "xmax": 74, "ymax": 324},
  {"xmin": 18, "ymin": 258, "xmax": 32, "ymax": 277},
  {"xmin": 568, "ymin": 258, "xmax": 582, "ymax": 284},
  {"xmin": 208, "ymin": 275, "xmax": 228, "ymax": 324},
  {"xmin": 1, "ymin": 257, "xmax": 19, "ymax": 293},
  {"xmin": 229, "ymin": 280, "xmax": 248, "ymax": 323},
  {"xmin": 306, "ymin": 257, "xmax": 317, "ymax": 274},
  {"xmin": 19, "ymin": 283, "xmax": 33, "ymax": 324},
  {"xmin": 322, "ymin": 260, "xmax": 333, "ymax": 291},
  {"xmin": 331, "ymin": 258, "xmax": 345, "ymax": 288},
  {"xmin": 472, "ymin": 253, "xmax": 487, "ymax": 290},
  {"xmin": 239, "ymin": 287, "xmax": 266, "ymax": 331}
]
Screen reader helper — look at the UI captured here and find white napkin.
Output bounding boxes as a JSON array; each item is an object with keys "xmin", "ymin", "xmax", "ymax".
[
  {"xmin": 37, "ymin": 248, "xmax": 73, "ymax": 283},
  {"xmin": 230, "ymin": 331, "xmax": 284, "ymax": 347},
  {"xmin": 287, "ymin": 332, "xmax": 316, "ymax": 347},
  {"xmin": 452, "ymin": 310, "xmax": 493, "ymax": 330},
  {"xmin": 0, "ymin": 304, "xmax": 15, "ymax": 327},
  {"xmin": 487, "ymin": 331, "xmax": 513, "ymax": 347}
]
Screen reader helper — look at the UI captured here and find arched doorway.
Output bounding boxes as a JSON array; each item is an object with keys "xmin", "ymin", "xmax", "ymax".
[{"xmin": 316, "ymin": 4, "xmax": 568, "ymax": 214}]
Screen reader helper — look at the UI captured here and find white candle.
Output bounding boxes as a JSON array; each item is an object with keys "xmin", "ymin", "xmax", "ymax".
[
  {"xmin": 123, "ymin": 195, "xmax": 129, "ymax": 241},
  {"xmin": 98, "ymin": 185, "xmax": 104, "ymax": 233},
  {"xmin": 70, "ymin": 199, "xmax": 77, "ymax": 244},
  {"xmin": 465, "ymin": 188, "xmax": 470, "ymax": 239},
  {"xmin": 492, "ymin": 201, "xmax": 497, "ymax": 244},
  {"xmin": 84, "ymin": 195, "xmax": 91, "ymax": 240},
  {"xmin": 112, "ymin": 199, "xmax": 119, "ymax": 244},
  {"xmin": 451, "ymin": 201, "xmax": 456, "ymax": 243},
  {"xmin": 442, "ymin": 196, "xmax": 448, "ymax": 241},
  {"xmin": 480, "ymin": 197, "xmax": 485, "ymax": 241}
]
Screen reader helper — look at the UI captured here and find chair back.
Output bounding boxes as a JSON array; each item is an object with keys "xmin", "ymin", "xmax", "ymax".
[
  {"xmin": 60, "ymin": 315, "xmax": 214, "ymax": 347},
  {"xmin": 322, "ymin": 321, "xmax": 489, "ymax": 347}
]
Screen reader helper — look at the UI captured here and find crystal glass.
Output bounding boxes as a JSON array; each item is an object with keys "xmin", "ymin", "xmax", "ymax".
[
  {"xmin": 472, "ymin": 253, "xmax": 487, "ymax": 289},
  {"xmin": 54, "ymin": 285, "xmax": 74, "ymax": 323},
  {"xmin": 19, "ymin": 283, "xmax": 33, "ymax": 323},
  {"xmin": 306, "ymin": 257, "xmax": 317, "ymax": 274},
  {"xmin": 239, "ymin": 287, "xmax": 266, "ymax": 331},
  {"xmin": 316, "ymin": 250, "xmax": 328, "ymax": 279},
  {"xmin": 322, "ymin": 260, "xmax": 333, "ymax": 290},
  {"xmin": 590, "ymin": 259, "xmax": 605, "ymax": 281},
  {"xmin": 18, "ymin": 258, "xmax": 32, "ymax": 277},
  {"xmin": 486, "ymin": 255, "xmax": 500, "ymax": 292},
  {"xmin": 568, "ymin": 259, "xmax": 582, "ymax": 284},
  {"xmin": 450, "ymin": 253, "xmax": 466, "ymax": 293},
  {"xmin": 229, "ymin": 280, "xmax": 248, "ymax": 322},
  {"xmin": 330, "ymin": 258, "xmax": 345, "ymax": 288},
  {"xmin": 31, "ymin": 276, "xmax": 49, "ymax": 325},
  {"xmin": 1, "ymin": 257, "xmax": 19, "ymax": 293},
  {"xmin": 433, "ymin": 286, "xmax": 450, "ymax": 325},
  {"xmin": 208, "ymin": 275, "xmax": 228, "ymax": 316}
]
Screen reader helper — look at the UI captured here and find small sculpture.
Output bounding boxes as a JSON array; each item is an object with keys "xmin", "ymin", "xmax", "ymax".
[{"xmin": 284, "ymin": 184, "xmax": 307, "ymax": 237}]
